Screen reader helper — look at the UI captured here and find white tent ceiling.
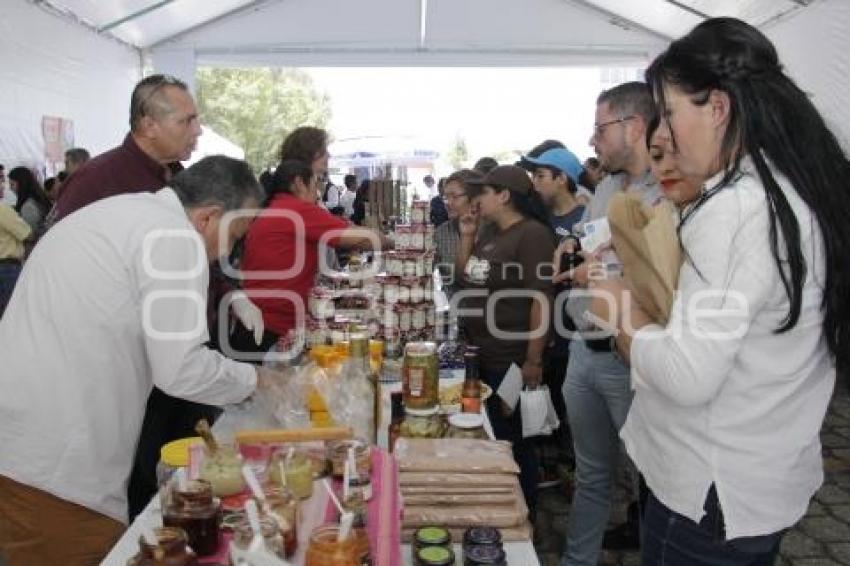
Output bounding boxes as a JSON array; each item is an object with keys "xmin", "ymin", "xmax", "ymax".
[{"xmin": 36, "ymin": 0, "xmax": 818, "ymax": 67}]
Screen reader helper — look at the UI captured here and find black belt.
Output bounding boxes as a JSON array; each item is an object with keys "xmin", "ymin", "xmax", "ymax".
[
  {"xmin": 584, "ymin": 337, "xmax": 614, "ymax": 352},
  {"xmin": 0, "ymin": 258, "xmax": 21, "ymax": 266}
]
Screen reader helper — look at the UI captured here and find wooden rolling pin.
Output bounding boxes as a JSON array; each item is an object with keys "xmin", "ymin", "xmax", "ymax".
[{"xmin": 235, "ymin": 426, "xmax": 353, "ymax": 444}]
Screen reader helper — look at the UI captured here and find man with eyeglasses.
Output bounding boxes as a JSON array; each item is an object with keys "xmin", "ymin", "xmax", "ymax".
[{"xmin": 556, "ymin": 81, "xmax": 661, "ymax": 566}]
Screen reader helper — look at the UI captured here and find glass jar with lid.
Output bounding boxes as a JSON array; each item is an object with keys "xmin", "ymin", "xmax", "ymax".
[
  {"xmin": 448, "ymin": 412, "xmax": 488, "ymax": 440},
  {"xmin": 398, "ymin": 305, "xmax": 412, "ymax": 332},
  {"xmin": 411, "ymin": 305, "xmax": 427, "ymax": 330},
  {"xmin": 232, "ymin": 516, "xmax": 286, "ymax": 559},
  {"xmin": 402, "ymin": 341, "xmax": 439, "ymax": 409},
  {"xmin": 161, "ymin": 479, "xmax": 221, "ymax": 557},
  {"xmin": 305, "ymin": 525, "xmax": 370, "ymax": 566},
  {"xmin": 395, "ymin": 224, "xmax": 412, "ymax": 249},
  {"xmin": 127, "ymin": 526, "xmax": 197, "ymax": 566},
  {"xmin": 326, "ymin": 438, "xmax": 371, "ymax": 480},
  {"xmin": 263, "ymin": 486, "xmax": 299, "ymax": 557},
  {"xmin": 400, "ymin": 406, "xmax": 443, "ymax": 438}
]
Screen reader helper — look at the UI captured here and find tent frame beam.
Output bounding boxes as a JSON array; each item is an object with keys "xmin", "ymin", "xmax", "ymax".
[
  {"xmin": 98, "ymin": 0, "xmax": 176, "ymax": 33},
  {"xmin": 29, "ymin": 0, "xmax": 141, "ymax": 52},
  {"xmin": 563, "ymin": 0, "xmax": 673, "ymax": 41},
  {"xmin": 149, "ymin": 0, "xmax": 285, "ymax": 49}
]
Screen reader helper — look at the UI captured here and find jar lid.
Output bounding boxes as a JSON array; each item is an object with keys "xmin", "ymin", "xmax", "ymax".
[
  {"xmin": 464, "ymin": 543, "xmax": 506, "ymax": 565},
  {"xmin": 405, "ymin": 406, "xmax": 440, "ymax": 417},
  {"xmin": 415, "ymin": 526, "xmax": 451, "ymax": 546},
  {"xmin": 159, "ymin": 437, "xmax": 202, "ymax": 468},
  {"xmin": 449, "ymin": 412, "xmax": 484, "ymax": 429},
  {"xmin": 464, "ymin": 526, "xmax": 502, "ymax": 547},
  {"xmin": 416, "ymin": 545, "xmax": 454, "ymax": 566}
]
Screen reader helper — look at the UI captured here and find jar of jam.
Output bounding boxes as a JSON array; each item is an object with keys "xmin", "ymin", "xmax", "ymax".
[
  {"xmin": 127, "ymin": 526, "xmax": 198, "ymax": 566},
  {"xmin": 464, "ymin": 544, "xmax": 507, "ymax": 565},
  {"xmin": 327, "ymin": 438, "xmax": 371, "ymax": 480},
  {"xmin": 416, "ymin": 545, "xmax": 455, "ymax": 566},
  {"xmin": 412, "ymin": 305, "xmax": 427, "ymax": 330},
  {"xmin": 305, "ymin": 525, "xmax": 370, "ymax": 566},
  {"xmin": 162, "ymin": 480, "xmax": 221, "ymax": 557},
  {"xmin": 397, "ymin": 281, "xmax": 411, "ymax": 304},
  {"xmin": 462, "ymin": 526, "xmax": 503, "ymax": 558},
  {"xmin": 232, "ymin": 516, "xmax": 285, "ymax": 559},
  {"xmin": 383, "ymin": 276, "xmax": 400, "ymax": 304},
  {"xmin": 402, "ymin": 341, "xmax": 439, "ymax": 409},
  {"xmin": 398, "ymin": 305, "xmax": 412, "ymax": 332},
  {"xmin": 410, "ymin": 225, "xmax": 426, "ymax": 250},
  {"xmin": 402, "ymin": 254, "xmax": 418, "ymax": 277},
  {"xmin": 411, "ymin": 201, "xmax": 428, "ymax": 224},
  {"xmin": 309, "ymin": 288, "xmax": 335, "ymax": 320},
  {"xmin": 263, "ymin": 487, "xmax": 299, "ymax": 558},
  {"xmin": 409, "ymin": 279, "xmax": 424, "ymax": 303},
  {"xmin": 395, "ymin": 225, "xmax": 412, "ymax": 249}
]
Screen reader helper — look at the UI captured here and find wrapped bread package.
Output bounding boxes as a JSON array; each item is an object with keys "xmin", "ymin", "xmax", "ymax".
[
  {"xmin": 399, "ymin": 472, "xmax": 518, "ymax": 487},
  {"xmin": 394, "ymin": 438, "xmax": 520, "ymax": 474},
  {"xmin": 608, "ymin": 193, "xmax": 682, "ymax": 325},
  {"xmin": 402, "ymin": 489, "xmax": 528, "ymax": 528},
  {"xmin": 402, "ymin": 492, "xmax": 518, "ymax": 506},
  {"xmin": 401, "ymin": 485, "xmax": 514, "ymax": 495}
]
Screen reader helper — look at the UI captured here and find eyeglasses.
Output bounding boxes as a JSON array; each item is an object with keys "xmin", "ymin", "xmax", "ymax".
[
  {"xmin": 442, "ymin": 192, "xmax": 468, "ymax": 201},
  {"xmin": 592, "ymin": 115, "xmax": 636, "ymax": 137}
]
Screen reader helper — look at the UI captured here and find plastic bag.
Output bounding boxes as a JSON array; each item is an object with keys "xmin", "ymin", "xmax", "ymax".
[
  {"xmin": 520, "ymin": 385, "xmax": 559, "ymax": 438},
  {"xmin": 394, "ymin": 438, "xmax": 520, "ymax": 474}
]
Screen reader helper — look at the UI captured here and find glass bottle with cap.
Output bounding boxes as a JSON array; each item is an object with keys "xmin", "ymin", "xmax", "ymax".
[
  {"xmin": 387, "ymin": 391, "xmax": 405, "ymax": 452},
  {"xmin": 461, "ymin": 348, "xmax": 482, "ymax": 413}
]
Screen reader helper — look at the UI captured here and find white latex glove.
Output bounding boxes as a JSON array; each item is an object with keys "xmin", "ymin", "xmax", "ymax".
[{"xmin": 232, "ymin": 291, "xmax": 264, "ymax": 346}]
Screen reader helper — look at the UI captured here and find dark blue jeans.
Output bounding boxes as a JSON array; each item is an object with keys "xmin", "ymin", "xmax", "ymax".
[
  {"xmin": 483, "ymin": 368, "xmax": 538, "ymax": 517},
  {"xmin": 642, "ymin": 486, "xmax": 784, "ymax": 566},
  {"xmin": 0, "ymin": 262, "xmax": 22, "ymax": 318}
]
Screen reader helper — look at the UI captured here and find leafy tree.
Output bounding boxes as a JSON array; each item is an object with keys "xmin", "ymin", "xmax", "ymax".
[
  {"xmin": 446, "ymin": 134, "xmax": 469, "ymax": 170},
  {"xmin": 196, "ymin": 68, "xmax": 332, "ymax": 172}
]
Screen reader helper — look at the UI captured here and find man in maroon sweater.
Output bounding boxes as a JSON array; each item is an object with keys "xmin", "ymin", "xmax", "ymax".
[{"xmin": 54, "ymin": 74, "xmax": 201, "ymax": 221}]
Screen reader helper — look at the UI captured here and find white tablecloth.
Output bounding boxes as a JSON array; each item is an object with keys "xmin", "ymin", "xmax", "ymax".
[{"xmin": 101, "ymin": 375, "xmax": 539, "ymax": 565}]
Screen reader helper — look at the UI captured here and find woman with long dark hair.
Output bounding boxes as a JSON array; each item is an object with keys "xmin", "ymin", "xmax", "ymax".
[
  {"xmin": 456, "ymin": 165, "xmax": 555, "ymax": 514},
  {"xmin": 586, "ymin": 17, "xmax": 850, "ymax": 564},
  {"xmin": 8, "ymin": 167, "xmax": 49, "ymax": 231}
]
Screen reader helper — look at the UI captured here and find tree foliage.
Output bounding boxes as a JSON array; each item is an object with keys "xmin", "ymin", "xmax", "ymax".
[
  {"xmin": 446, "ymin": 134, "xmax": 469, "ymax": 170},
  {"xmin": 196, "ymin": 67, "xmax": 332, "ymax": 172}
]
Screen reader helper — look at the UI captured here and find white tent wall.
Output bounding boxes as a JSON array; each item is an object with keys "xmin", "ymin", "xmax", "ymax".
[
  {"xmin": 764, "ymin": 0, "xmax": 850, "ymax": 149},
  {"xmin": 0, "ymin": 2, "xmax": 141, "ymax": 176}
]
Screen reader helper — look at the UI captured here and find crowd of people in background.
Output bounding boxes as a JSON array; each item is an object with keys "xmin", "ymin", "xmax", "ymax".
[{"xmin": 1, "ymin": 15, "xmax": 850, "ymax": 566}]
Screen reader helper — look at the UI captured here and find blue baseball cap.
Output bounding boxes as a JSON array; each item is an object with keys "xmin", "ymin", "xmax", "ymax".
[{"xmin": 520, "ymin": 148, "xmax": 584, "ymax": 184}]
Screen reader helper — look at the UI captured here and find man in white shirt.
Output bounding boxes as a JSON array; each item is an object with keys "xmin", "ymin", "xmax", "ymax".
[
  {"xmin": 339, "ymin": 173, "xmax": 358, "ymax": 218},
  {"xmin": 0, "ymin": 155, "xmax": 280, "ymax": 566}
]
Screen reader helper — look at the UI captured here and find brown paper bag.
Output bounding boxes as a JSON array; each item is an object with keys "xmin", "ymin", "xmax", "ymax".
[{"xmin": 608, "ymin": 193, "xmax": 682, "ymax": 324}]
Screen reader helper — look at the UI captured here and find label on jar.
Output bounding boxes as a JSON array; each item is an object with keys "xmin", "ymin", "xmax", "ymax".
[{"xmin": 408, "ymin": 367, "xmax": 425, "ymax": 396}]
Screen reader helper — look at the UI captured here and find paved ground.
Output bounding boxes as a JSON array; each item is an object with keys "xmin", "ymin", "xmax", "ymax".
[{"xmin": 535, "ymin": 376, "xmax": 850, "ymax": 566}]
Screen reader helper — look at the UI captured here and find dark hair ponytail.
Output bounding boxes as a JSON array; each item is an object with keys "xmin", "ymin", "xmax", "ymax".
[
  {"xmin": 265, "ymin": 159, "xmax": 314, "ymax": 206},
  {"xmin": 496, "ymin": 186, "xmax": 552, "ymax": 234},
  {"xmin": 646, "ymin": 17, "xmax": 850, "ymax": 369}
]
